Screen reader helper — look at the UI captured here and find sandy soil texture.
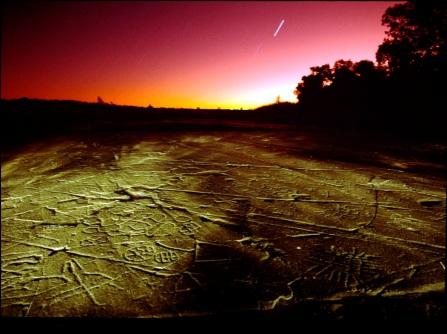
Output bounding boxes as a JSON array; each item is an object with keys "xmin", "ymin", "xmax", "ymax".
[{"xmin": 1, "ymin": 131, "xmax": 445, "ymax": 318}]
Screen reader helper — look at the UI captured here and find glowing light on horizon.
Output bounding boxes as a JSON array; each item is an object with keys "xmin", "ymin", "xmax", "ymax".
[
  {"xmin": 273, "ymin": 19, "xmax": 285, "ymax": 37},
  {"xmin": 2, "ymin": 2, "xmax": 397, "ymax": 109}
]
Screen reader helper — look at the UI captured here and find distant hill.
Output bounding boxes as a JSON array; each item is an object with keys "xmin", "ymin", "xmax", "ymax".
[{"xmin": 254, "ymin": 101, "xmax": 297, "ymax": 113}]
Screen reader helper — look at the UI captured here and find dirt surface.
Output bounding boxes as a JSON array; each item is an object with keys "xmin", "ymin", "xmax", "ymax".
[{"xmin": 1, "ymin": 131, "xmax": 445, "ymax": 318}]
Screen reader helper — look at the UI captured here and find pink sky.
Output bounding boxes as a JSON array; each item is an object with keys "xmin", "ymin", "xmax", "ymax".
[{"xmin": 2, "ymin": 1, "xmax": 399, "ymax": 109}]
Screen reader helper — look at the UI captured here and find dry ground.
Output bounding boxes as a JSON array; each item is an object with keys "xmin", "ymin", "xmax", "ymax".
[{"xmin": 1, "ymin": 131, "xmax": 445, "ymax": 318}]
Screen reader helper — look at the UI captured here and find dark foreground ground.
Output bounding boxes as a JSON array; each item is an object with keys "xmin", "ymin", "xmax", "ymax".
[{"xmin": 1, "ymin": 129, "xmax": 445, "ymax": 321}]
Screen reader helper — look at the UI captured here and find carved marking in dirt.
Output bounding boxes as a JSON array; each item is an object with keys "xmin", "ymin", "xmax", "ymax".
[
  {"xmin": 154, "ymin": 250, "xmax": 179, "ymax": 263},
  {"xmin": 124, "ymin": 245, "xmax": 156, "ymax": 262},
  {"xmin": 178, "ymin": 221, "xmax": 201, "ymax": 235},
  {"xmin": 80, "ymin": 235, "xmax": 108, "ymax": 247},
  {"xmin": 306, "ymin": 246, "xmax": 382, "ymax": 290},
  {"xmin": 50, "ymin": 259, "xmax": 124, "ymax": 306}
]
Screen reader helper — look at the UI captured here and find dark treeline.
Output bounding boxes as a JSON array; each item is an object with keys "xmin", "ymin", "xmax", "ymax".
[{"xmin": 294, "ymin": 1, "xmax": 446, "ymax": 138}]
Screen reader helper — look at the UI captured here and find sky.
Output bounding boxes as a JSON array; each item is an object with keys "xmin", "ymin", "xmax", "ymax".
[{"xmin": 1, "ymin": 1, "xmax": 399, "ymax": 109}]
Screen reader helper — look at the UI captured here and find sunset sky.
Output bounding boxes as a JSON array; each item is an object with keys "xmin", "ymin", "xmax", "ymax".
[{"xmin": 2, "ymin": 1, "xmax": 398, "ymax": 109}]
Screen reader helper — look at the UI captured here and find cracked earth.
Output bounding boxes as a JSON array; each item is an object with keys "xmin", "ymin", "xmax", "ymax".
[{"xmin": 1, "ymin": 131, "xmax": 445, "ymax": 317}]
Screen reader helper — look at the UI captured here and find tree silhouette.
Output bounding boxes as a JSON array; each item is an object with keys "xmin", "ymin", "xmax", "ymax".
[
  {"xmin": 376, "ymin": 1, "xmax": 447, "ymax": 75},
  {"xmin": 331, "ymin": 60, "xmax": 357, "ymax": 106},
  {"xmin": 294, "ymin": 1, "xmax": 446, "ymax": 135},
  {"xmin": 296, "ymin": 60, "xmax": 384, "ymax": 108},
  {"xmin": 375, "ymin": 1, "xmax": 446, "ymax": 130},
  {"xmin": 353, "ymin": 60, "xmax": 379, "ymax": 80}
]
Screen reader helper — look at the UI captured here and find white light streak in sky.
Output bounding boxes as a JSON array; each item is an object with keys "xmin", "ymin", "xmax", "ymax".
[{"xmin": 273, "ymin": 19, "xmax": 285, "ymax": 37}]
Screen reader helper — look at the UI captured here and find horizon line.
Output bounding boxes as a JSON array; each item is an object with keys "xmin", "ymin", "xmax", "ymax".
[{"xmin": 1, "ymin": 96, "xmax": 298, "ymax": 110}]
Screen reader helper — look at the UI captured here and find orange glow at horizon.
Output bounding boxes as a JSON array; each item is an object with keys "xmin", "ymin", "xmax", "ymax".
[{"xmin": 2, "ymin": 2, "xmax": 398, "ymax": 109}]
